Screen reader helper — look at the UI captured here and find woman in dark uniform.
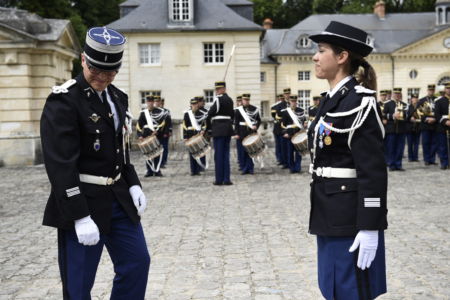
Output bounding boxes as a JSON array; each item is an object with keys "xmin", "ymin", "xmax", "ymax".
[{"xmin": 307, "ymin": 21, "xmax": 388, "ymax": 300}]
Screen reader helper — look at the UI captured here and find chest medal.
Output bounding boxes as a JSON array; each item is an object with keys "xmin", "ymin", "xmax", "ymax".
[
  {"xmin": 93, "ymin": 138, "xmax": 101, "ymax": 151},
  {"xmin": 324, "ymin": 135, "xmax": 332, "ymax": 146}
]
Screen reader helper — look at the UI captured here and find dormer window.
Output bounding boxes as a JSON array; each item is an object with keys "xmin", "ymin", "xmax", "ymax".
[
  {"xmin": 366, "ymin": 34, "xmax": 375, "ymax": 48},
  {"xmin": 296, "ymin": 35, "xmax": 311, "ymax": 49},
  {"xmin": 171, "ymin": 0, "xmax": 193, "ymax": 22}
]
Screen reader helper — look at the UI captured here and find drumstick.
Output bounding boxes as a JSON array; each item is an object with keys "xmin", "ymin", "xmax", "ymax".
[{"xmin": 223, "ymin": 45, "xmax": 236, "ymax": 81}]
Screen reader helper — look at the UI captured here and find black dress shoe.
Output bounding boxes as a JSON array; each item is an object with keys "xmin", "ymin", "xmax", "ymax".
[
  {"xmin": 389, "ymin": 167, "xmax": 396, "ymax": 171},
  {"xmin": 240, "ymin": 172, "xmax": 247, "ymax": 175},
  {"xmin": 144, "ymin": 173, "xmax": 152, "ymax": 177},
  {"xmin": 213, "ymin": 181, "xmax": 223, "ymax": 186},
  {"xmin": 281, "ymin": 166, "xmax": 289, "ymax": 169},
  {"xmin": 223, "ymin": 181, "xmax": 233, "ymax": 185},
  {"xmin": 440, "ymin": 166, "xmax": 448, "ymax": 170},
  {"xmin": 424, "ymin": 162, "xmax": 430, "ymax": 166},
  {"xmin": 430, "ymin": 162, "xmax": 438, "ymax": 165},
  {"xmin": 396, "ymin": 168, "xmax": 405, "ymax": 171},
  {"xmin": 191, "ymin": 173, "xmax": 200, "ymax": 176},
  {"xmin": 155, "ymin": 172, "xmax": 163, "ymax": 177}
]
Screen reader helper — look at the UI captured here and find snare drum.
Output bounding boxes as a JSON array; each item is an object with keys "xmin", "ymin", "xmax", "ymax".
[
  {"xmin": 291, "ymin": 130, "xmax": 308, "ymax": 155},
  {"xmin": 242, "ymin": 133, "xmax": 265, "ymax": 158},
  {"xmin": 138, "ymin": 135, "xmax": 163, "ymax": 160},
  {"xmin": 185, "ymin": 134, "xmax": 210, "ymax": 159}
]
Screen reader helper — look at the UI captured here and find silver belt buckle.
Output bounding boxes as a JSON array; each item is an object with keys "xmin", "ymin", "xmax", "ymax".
[
  {"xmin": 106, "ymin": 177, "xmax": 114, "ymax": 185},
  {"xmin": 316, "ymin": 167, "xmax": 323, "ymax": 176}
]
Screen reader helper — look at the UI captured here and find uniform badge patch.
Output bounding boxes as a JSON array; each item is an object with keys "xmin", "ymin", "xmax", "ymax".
[
  {"xmin": 93, "ymin": 138, "xmax": 101, "ymax": 151},
  {"xmin": 89, "ymin": 113, "xmax": 101, "ymax": 123}
]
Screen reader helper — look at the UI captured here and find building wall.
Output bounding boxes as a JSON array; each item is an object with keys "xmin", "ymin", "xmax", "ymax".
[{"xmin": 115, "ymin": 31, "xmax": 261, "ymax": 120}]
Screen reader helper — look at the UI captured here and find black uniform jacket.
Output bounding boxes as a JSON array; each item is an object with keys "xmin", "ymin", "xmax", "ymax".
[
  {"xmin": 271, "ymin": 100, "xmax": 287, "ymax": 135},
  {"xmin": 406, "ymin": 104, "xmax": 421, "ymax": 134},
  {"xmin": 136, "ymin": 107, "xmax": 168, "ymax": 139},
  {"xmin": 307, "ymin": 78, "xmax": 388, "ymax": 237},
  {"xmin": 162, "ymin": 108, "xmax": 173, "ymax": 136},
  {"xmin": 206, "ymin": 93, "xmax": 234, "ymax": 137},
  {"xmin": 418, "ymin": 96, "xmax": 436, "ymax": 131},
  {"xmin": 383, "ymin": 100, "xmax": 408, "ymax": 134},
  {"xmin": 434, "ymin": 95, "xmax": 450, "ymax": 133},
  {"xmin": 40, "ymin": 73, "xmax": 141, "ymax": 234},
  {"xmin": 234, "ymin": 104, "xmax": 261, "ymax": 139},
  {"xmin": 308, "ymin": 105, "xmax": 318, "ymax": 121},
  {"xmin": 281, "ymin": 107, "xmax": 306, "ymax": 137},
  {"xmin": 182, "ymin": 109, "xmax": 207, "ymax": 139}
]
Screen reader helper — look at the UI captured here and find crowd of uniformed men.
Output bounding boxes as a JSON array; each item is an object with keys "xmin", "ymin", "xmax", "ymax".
[{"xmin": 135, "ymin": 81, "xmax": 450, "ymax": 181}]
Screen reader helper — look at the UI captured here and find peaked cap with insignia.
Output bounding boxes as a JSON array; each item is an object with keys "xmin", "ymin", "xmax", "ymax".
[{"xmin": 84, "ymin": 27, "xmax": 126, "ymax": 71}]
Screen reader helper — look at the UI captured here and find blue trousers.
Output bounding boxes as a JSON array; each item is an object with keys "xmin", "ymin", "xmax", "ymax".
[
  {"xmin": 241, "ymin": 148, "xmax": 254, "ymax": 174},
  {"xmin": 236, "ymin": 139, "xmax": 245, "ymax": 170},
  {"xmin": 287, "ymin": 141, "xmax": 301, "ymax": 172},
  {"xmin": 421, "ymin": 129, "xmax": 437, "ymax": 163},
  {"xmin": 189, "ymin": 154, "xmax": 202, "ymax": 175},
  {"xmin": 274, "ymin": 133, "xmax": 282, "ymax": 163},
  {"xmin": 280, "ymin": 136, "xmax": 289, "ymax": 167},
  {"xmin": 161, "ymin": 137, "xmax": 169, "ymax": 166},
  {"xmin": 406, "ymin": 132, "xmax": 420, "ymax": 161},
  {"xmin": 385, "ymin": 133, "xmax": 405, "ymax": 169},
  {"xmin": 317, "ymin": 232, "xmax": 386, "ymax": 300},
  {"xmin": 213, "ymin": 136, "xmax": 231, "ymax": 183},
  {"xmin": 436, "ymin": 132, "xmax": 449, "ymax": 167},
  {"xmin": 58, "ymin": 200, "xmax": 150, "ymax": 300}
]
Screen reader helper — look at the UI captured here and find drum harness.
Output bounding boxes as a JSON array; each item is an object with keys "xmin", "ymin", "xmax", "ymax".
[
  {"xmin": 187, "ymin": 109, "xmax": 210, "ymax": 169},
  {"xmin": 238, "ymin": 106, "xmax": 266, "ymax": 168},
  {"xmin": 310, "ymin": 86, "xmax": 385, "ymax": 179},
  {"xmin": 143, "ymin": 109, "xmax": 164, "ymax": 173}
]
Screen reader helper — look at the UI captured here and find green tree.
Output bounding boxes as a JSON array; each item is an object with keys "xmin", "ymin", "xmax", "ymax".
[
  {"xmin": 280, "ymin": 0, "xmax": 314, "ymax": 28},
  {"xmin": 312, "ymin": 0, "xmax": 344, "ymax": 14}
]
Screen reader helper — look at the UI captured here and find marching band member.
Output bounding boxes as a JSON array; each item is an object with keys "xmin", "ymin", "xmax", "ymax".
[
  {"xmin": 281, "ymin": 95, "xmax": 306, "ymax": 173},
  {"xmin": 40, "ymin": 27, "xmax": 149, "ymax": 299},
  {"xmin": 137, "ymin": 95, "xmax": 167, "ymax": 177},
  {"xmin": 271, "ymin": 93, "xmax": 285, "ymax": 164},
  {"xmin": 157, "ymin": 97, "xmax": 171, "ymax": 168},
  {"xmin": 383, "ymin": 87, "xmax": 408, "ymax": 171},
  {"xmin": 273, "ymin": 90, "xmax": 290, "ymax": 168},
  {"xmin": 233, "ymin": 93, "xmax": 261, "ymax": 175},
  {"xmin": 307, "ymin": 96, "xmax": 321, "ymax": 128},
  {"xmin": 183, "ymin": 98, "xmax": 207, "ymax": 175},
  {"xmin": 205, "ymin": 81, "xmax": 234, "ymax": 185},
  {"xmin": 434, "ymin": 82, "xmax": 450, "ymax": 170},
  {"xmin": 308, "ymin": 21, "xmax": 388, "ymax": 300},
  {"xmin": 406, "ymin": 94, "xmax": 421, "ymax": 162},
  {"xmin": 418, "ymin": 84, "xmax": 438, "ymax": 165},
  {"xmin": 234, "ymin": 95, "xmax": 245, "ymax": 171}
]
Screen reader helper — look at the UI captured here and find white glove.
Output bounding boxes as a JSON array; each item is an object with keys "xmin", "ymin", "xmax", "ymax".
[
  {"xmin": 349, "ymin": 230, "xmax": 378, "ymax": 270},
  {"xmin": 129, "ymin": 185, "xmax": 147, "ymax": 216},
  {"xmin": 74, "ymin": 215, "xmax": 100, "ymax": 246}
]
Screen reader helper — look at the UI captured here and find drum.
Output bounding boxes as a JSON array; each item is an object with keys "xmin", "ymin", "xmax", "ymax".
[
  {"xmin": 242, "ymin": 133, "xmax": 265, "ymax": 158},
  {"xmin": 138, "ymin": 135, "xmax": 163, "ymax": 160},
  {"xmin": 291, "ymin": 130, "xmax": 308, "ymax": 155},
  {"xmin": 185, "ymin": 134, "xmax": 210, "ymax": 159}
]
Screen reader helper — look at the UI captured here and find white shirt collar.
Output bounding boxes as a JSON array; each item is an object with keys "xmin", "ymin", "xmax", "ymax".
[{"xmin": 327, "ymin": 76, "xmax": 353, "ymax": 98}]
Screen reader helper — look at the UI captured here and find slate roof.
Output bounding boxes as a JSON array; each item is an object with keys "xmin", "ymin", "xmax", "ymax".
[
  {"xmin": 0, "ymin": 7, "xmax": 72, "ymax": 42},
  {"xmin": 263, "ymin": 12, "xmax": 450, "ymax": 58},
  {"xmin": 109, "ymin": 0, "xmax": 261, "ymax": 32}
]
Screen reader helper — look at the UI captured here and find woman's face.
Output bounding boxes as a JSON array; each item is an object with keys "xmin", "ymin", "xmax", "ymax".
[{"xmin": 312, "ymin": 43, "xmax": 342, "ymax": 80}]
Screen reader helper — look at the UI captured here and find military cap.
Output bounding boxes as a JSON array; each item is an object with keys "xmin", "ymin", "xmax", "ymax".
[
  {"xmin": 277, "ymin": 94, "xmax": 284, "ymax": 98},
  {"xmin": 379, "ymin": 90, "xmax": 387, "ymax": 96},
  {"xmin": 154, "ymin": 95, "xmax": 161, "ymax": 101},
  {"xmin": 146, "ymin": 95, "xmax": 154, "ymax": 102},
  {"xmin": 215, "ymin": 81, "xmax": 226, "ymax": 88},
  {"xmin": 283, "ymin": 88, "xmax": 291, "ymax": 94},
  {"xmin": 445, "ymin": 82, "xmax": 450, "ymax": 88},
  {"xmin": 393, "ymin": 87, "xmax": 402, "ymax": 94},
  {"xmin": 289, "ymin": 95, "xmax": 298, "ymax": 101},
  {"xmin": 195, "ymin": 96, "xmax": 205, "ymax": 101},
  {"xmin": 427, "ymin": 84, "xmax": 436, "ymax": 90},
  {"xmin": 236, "ymin": 95, "xmax": 242, "ymax": 101},
  {"xmin": 385, "ymin": 89, "xmax": 392, "ymax": 94},
  {"xmin": 410, "ymin": 93, "xmax": 419, "ymax": 98},
  {"xmin": 190, "ymin": 98, "xmax": 198, "ymax": 104},
  {"xmin": 242, "ymin": 93, "xmax": 251, "ymax": 99},
  {"xmin": 313, "ymin": 96, "xmax": 321, "ymax": 101},
  {"xmin": 84, "ymin": 27, "xmax": 126, "ymax": 71}
]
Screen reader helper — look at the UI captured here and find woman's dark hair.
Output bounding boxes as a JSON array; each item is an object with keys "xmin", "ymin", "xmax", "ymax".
[{"xmin": 330, "ymin": 45, "xmax": 377, "ymax": 91}]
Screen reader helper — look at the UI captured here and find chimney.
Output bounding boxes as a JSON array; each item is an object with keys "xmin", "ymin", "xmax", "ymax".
[
  {"xmin": 374, "ymin": 1, "xmax": 386, "ymax": 19},
  {"xmin": 263, "ymin": 18, "xmax": 273, "ymax": 30}
]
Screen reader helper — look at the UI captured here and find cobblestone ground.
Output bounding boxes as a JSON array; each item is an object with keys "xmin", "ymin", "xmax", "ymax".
[{"xmin": 0, "ymin": 148, "xmax": 449, "ymax": 300}]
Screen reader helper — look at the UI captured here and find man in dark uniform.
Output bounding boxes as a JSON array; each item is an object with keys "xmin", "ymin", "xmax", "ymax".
[
  {"xmin": 40, "ymin": 27, "xmax": 150, "ymax": 299},
  {"xmin": 383, "ymin": 87, "xmax": 408, "ymax": 171},
  {"xmin": 136, "ymin": 95, "xmax": 167, "ymax": 177},
  {"xmin": 418, "ymin": 84, "xmax": 438, "ymax": 165},
  {"xmin": 196, "ymin": 96, "xmax": 208, "ymax": 171},
  {"xmin": 307, "ymin": 96, "xmax": 321, "ymax": 128},
  {"xmin": 156, "ymin": 97, "xmax": 171, "ymax": 168},
  {"xmin": 271, "ymin": 93, "xmax": 285, "ymax": 164},
  {"xmin": 234, "ymin": 95, "xmax": 244, "ymax": 171},
  {"xmin": 379, "ymin": 90, "xmax": 390, "ymax": 164},
  {"xmin": 281, "ymin": 95, "xmax": 306, "ymax": 173},
  {"xmin": 434, "ymin": 82, "xmax": 450, "ymax": 170},
  {"xmin": 273, "ymin": 91, "xmax": 289, "ymax": 168},
  {"xmin": 183, "ymin": 98, "xmax": 207, "ymax": 175},
  {"xmin": 206, "ymin": 81, "xmax": 234, "ymax": 185},
  {"xmin": 406, "ymin": 94, "xmax": 421, "ymax": 162},
  {"xmin": 233, "ymin": 93, "xmax": 261, "ymax": 174}
]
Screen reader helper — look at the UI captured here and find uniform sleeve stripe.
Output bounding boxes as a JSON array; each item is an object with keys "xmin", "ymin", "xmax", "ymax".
[
  {"xmin": 67, "ymin": 190, "xmax": 80, "ymax": 197},
  {"xmin": 364, "ymin": 197, "xmax": 380, "ymax": 208}
]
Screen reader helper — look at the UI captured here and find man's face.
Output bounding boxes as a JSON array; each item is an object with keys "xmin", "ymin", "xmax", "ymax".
[
  {"xmin": 380, "ymin": 95, "xmax": 386, "ymax": 102},
  {"xmin": 146, "ymin": 100, "xmax": 154, "ymax": 110},
  {"xmin": 411, "ymin": 97, "xmax": 418, "ymax": 105},
  {"xmin": 242, "ymin": 99, "xmax": 250, "ymax": 106},
  {"xmin": 290, "ymin": 100, "xmax": 297, "ymax": 108},
  {"xmin": 445, "ymin": 87, "xmax": 450, "ymax": 97},
  {"xmin": 81, "ymin": 54, "xmax": 117, "ymax": 91},
  {"xmin": 216, "ymin": 87, "xmax": 226, "ymax": 95},
  {"xmin": 427, "ymin": 89, "xmax": 434, "ymax": 96},
  {"xmin": 393, "ymin": 93, "xmax": 402, "ymax": 101},
  {"xmin": 191, "ymin": 103, "xmax": 199, "ymax": 111},
  {"xmin": 154, "ymin": 101, "xmax": 161, "ymax": 108}
]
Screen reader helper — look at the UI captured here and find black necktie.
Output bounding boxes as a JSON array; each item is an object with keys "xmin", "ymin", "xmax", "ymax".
[{"xmin": 101, "ymin": 91, "xmax": 112, "ymax": 117}]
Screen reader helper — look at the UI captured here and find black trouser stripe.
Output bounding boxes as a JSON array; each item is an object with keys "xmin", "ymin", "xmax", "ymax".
[
  {"xmin": 353, "ymin": 251, "xmax": 366, "ymax": 300},
  {"xmin": 57, "ymin": 229, "xmax": 70, "ymax": 300},
  {"xmin": 363, "ymin": 268, "xmax": 373, "ymax": 299}
]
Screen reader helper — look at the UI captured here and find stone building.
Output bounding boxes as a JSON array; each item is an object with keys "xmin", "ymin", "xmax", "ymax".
[
  {"xmin": 0, "ymin": 7, "xmax": 80, "ymax": 166},
  {"xmin": 260, "ymin": 0, "xmax": 450, "ymax": 112}
]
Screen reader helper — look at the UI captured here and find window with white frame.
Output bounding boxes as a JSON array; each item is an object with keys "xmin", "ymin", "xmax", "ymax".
[
  {"xmin": 204, "ymin": 90, "xmax": 214, "ymax": 103},
  {"xmin": 260, "ymin": 72, "xmax": 266, "ymax": 82},
  {"xmin": 407, "ymin": 88, "xmax": 420, "ymax": 101},
  {"xmin": 139, "ymin": 44, "xmax": 160, "ymax": 65},
  {"xmin": 140, "ymin": 90, "xmax": 161, "ymax": 105},
  {"xmin": 296, "ymin": 35, "xmax": 311, "ymax": 49},
  {"xmin": 298, "ymin": 90, "xmax": 311, "ymax": 109},
  {"xmin": 171, "ymin": 0, "xmax": 192, "ymax": 21},
  {"xmin": 298, "ymin": 71, "xmax": 310, "ymax": 81},
  {"xmin": 203, "ymin": 43, "xmax": 224, "ymax": 64}
]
